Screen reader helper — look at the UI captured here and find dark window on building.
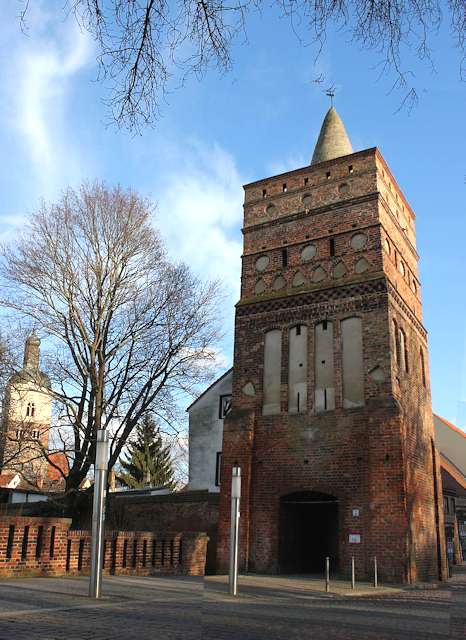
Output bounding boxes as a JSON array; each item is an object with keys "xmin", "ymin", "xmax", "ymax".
[
  {"xmin": 161, "ymin": 540, "xmax": 166, "ymax": 565},
  {"xmin": 218, "ymin": 394, "xmax": 232, "ymax": 419},
  {"xmin": 262, "ymin": 189, "xmax": 267, "ymax": 198},
  {"xmin": 66, "ymin": 539, "xmax": 71, "ymax": 571},
  {"xmin": 215, "ymin": 452, "xmax": 222, "ymax": 487},
  {"xmin": 36, "ymin": 526, "xmax": 43, "ymax": 559},
  {"xmin": 282, "ymin": 183, "xmax": 287, "ymax": 193},
  {"xmin": 326, "ymin": 171, "xmax": 331, "ymax": 179},
  {"xmin": 444, "ymin": 496, "xmax": 449, "ymax": 514},
  {"xmin": 348, "ymin": 165, "xmax": 353, "ymax": 174},
  {"xmin": 296, "ymin": 325, "xmax": 301, "ymax": 336},
  {"xmin": 21, "ymin": 526, "xmax": 29, "ymax": 560},
  {"xmin": 329, "ymin": 238, "xmax": 335, "ymax": 256},
  {"xmin": 78, "ymin": 539, "xmax": 85, "ymax": 570},
  {"xmin": 26, "ymin": 402, "xmax": 35, "ymax": 417},
  {"xmin": 49, "ymin": 526, "xmax": 56, "ymax": 559},
  {"xmin": 152, "ymin": 540, "xmax": 157, "ymax": 567},
  {"xmin": 6, "ymin": 525, "xmax": 14, "ymax": 559},
  {"xmin": 142, "ymin": 540, "xmax": 147, "ymax": 567},
  {"xmin": 282, "ymin": 248, "xmax": 288, "ymax": 266},
  {"xmin": 132, "ymin": 540, "xmax": 138, "ymax": 568},
  {"xmin": 122, "ymin": 539, "xmax": 128, "ymax": 567},
  {"xmin": 170, "ymin": 540, "xmax": 175, "ymax": 566},
  {"xmin": 304, "ymin": 177, "xmax": 309, "ymax": 186}
]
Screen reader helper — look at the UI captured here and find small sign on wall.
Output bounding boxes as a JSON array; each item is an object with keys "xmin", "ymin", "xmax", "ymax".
[
  {"xmin": 349, "ymin": 534, "xmax": 361, "ymax": 544},
  {"xmin": 352, "ymin": 508, "xmax": 360, "ymax": 517}
]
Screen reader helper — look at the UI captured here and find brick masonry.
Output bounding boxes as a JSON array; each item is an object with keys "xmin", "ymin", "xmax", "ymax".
[
  {"xmin": 217, "ymin": 146, "xmax": 448, "ymax": 583},
  {"xmin": 0, "ymin": 515, "xmax": 208, "ymax": 578}
]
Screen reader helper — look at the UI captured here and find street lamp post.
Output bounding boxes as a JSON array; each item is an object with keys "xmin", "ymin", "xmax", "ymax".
[
  {"xmin": 229, "ymin": 466, "xmax": 241, "ymax": 596},
  {"xmin": 89, "ymin": 429, "xmax": 109, "ymax": 599}
]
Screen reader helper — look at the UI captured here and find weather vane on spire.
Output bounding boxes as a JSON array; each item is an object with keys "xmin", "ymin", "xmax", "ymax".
[{"xmin": 325, "ymin": 85, "xmax": 336, "ymax": 107}]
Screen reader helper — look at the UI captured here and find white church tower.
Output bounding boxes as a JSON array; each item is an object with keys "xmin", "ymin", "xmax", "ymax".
[{"xmin": 1, "ymin": 333, "xmax": 52, "ymax": 486}]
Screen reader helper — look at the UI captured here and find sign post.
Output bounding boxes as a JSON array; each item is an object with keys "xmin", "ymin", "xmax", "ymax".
[
  {"xmin": 229, "ymin": 466, "xmax": 241, "ymax": 596},
  {"xmin": 89, "ymin": 429, "xmax": 109, "ymax": 599}
]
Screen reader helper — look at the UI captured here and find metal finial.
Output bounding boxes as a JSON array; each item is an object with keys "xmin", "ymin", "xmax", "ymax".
[{"xmin": 325, "ymin": 86, "xmax": 336, "ymax": 107}]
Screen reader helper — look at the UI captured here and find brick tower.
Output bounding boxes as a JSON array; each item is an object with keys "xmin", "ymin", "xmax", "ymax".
[{"xmin": 217, "ymin": 107, "xmax": 448, "ymax": 582}]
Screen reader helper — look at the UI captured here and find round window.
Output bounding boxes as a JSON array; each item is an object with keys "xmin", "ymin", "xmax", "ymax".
[
  {"xmin": 255, "ymin": 255, "xmax": 269, "ymax": 272},
  {"xmin": 350, "ymin": 233, "xmax": 367, "ymax": 251},
  {"xmin": 266, "ymin": 203, "xmax": 277, "ymax": 215},
  {"xmin": 301, "ymin": 244, "xmax": 317, "ymax": 262}
]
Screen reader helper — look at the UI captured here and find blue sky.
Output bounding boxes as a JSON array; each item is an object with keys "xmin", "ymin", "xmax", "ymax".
[{"xmin": 0, "ymin": 1, "xmax": 465, "ymax": 428}]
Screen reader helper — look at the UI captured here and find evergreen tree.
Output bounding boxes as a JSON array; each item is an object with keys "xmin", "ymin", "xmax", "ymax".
[{"xmin": 118, "ymin": 415, "xmax": 176, "ymax": 490}]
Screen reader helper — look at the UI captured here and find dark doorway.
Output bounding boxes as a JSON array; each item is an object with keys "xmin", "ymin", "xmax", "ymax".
[{"xmin": 279, "ymin": 491, "xmax": 339, "ymax": 574}]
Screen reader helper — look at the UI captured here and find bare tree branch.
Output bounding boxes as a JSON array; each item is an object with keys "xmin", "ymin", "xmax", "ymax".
[{"xmin": 0, "ymin": 181, "xmax": 222, "ymax": 497}]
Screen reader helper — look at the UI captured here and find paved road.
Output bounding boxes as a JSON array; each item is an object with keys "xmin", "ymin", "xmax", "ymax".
[{"xmin": 0, "ymin": 567, "xmax": 463, "ymax": 640}]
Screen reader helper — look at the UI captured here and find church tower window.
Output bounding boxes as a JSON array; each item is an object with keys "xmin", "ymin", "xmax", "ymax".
[
  {"xmin": 399, "ymin": 328, "xmax": 409, "ymax": 373},
  {"xmin": 26, "ymin": 402, "xmax": 35, "ymax": 418},
  {"xmin": 288, "ymin": 325, "xmax": 308, "ymax": 413},
  {"xmin": 341, "ymin": 317, "xmax": 364, "ymax": 408},
  {"xmin": 315, "ymin": 321, "xmax": 335, "ymax": 412},
  {"xmin": 263, "ymin": 330, "xmax": 282, "ymax": 415},
  {"xmin": 420, "ymin": 348, "xmax": 426, "ymax": 387},
  {"xmin": 393, "ymin": 319, "xmax": 401, "ymax": 367}
]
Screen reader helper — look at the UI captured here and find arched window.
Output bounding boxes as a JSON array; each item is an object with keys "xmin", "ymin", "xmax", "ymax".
[
  {"xmin": 315, "ymin": 321, "xmax": 335, "ymax": 412},
  {"xmin": 341, "ymin": 317, "xmax": 365, "ymax": 408},
  {"xmin": 420, "ymin": 349, "xmax": 426, "ymax": 387},
  {"xmin": 288, "ymin": 325, "xmax": 308, "ymax": 414},
  {"xmin": 392, "ymin": 319, "xmax": 401, "ymax": 368},
  {"xmin": 263, "ymin": 329, "xmax": 282, "ymax": 415},
  {"xmin": 26, "ymin": 402, "xmax": 35, "ymax": 418},
  {"xmin": 399, "ymin": 328, "xmax": 409, "ymax": 373}
]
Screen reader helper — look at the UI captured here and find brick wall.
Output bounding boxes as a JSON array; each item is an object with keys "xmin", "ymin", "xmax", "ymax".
[{"xmin": 0, "ymin": 516, "xmax": 208, "ymax": 578}]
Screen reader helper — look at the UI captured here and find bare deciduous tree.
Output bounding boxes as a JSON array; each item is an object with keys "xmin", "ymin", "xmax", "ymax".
[
  {"xmin": 18, "ymin": 0, "xmax": 466, "ymax": 128},
  {"xmin": 0, "ymin": 182, "xmax": 221, "ymax": 498}
]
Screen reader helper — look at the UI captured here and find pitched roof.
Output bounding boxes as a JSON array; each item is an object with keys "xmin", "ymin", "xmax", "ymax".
[{"xmin": 186, "ymin": 368, "xmax": 233, "ymax": 412}]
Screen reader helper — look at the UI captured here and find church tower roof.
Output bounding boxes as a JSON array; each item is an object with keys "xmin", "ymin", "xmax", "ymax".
[{"xmin": 311, "ymin": 107, "xmax": 353, "ymax": 165}]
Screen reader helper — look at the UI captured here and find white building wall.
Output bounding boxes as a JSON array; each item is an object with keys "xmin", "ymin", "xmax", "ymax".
[{"xmin": 187, "ymin": 370, "xmax": 232, "ymax": 492}]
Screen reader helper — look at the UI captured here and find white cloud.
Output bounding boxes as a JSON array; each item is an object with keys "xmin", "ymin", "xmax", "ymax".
[
  {"xmin": 0, "ymin": 2, "xmax": 93, "ymax": 199},
  {"xmin": 153, "ymin": 140, "xmax": 243, "ymax": 365},
  {"xmin": 156, "ymin": 140, "xmax": 243, "ymax": 300}
]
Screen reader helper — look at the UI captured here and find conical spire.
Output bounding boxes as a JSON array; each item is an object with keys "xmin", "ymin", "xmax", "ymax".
[
  {"xmin": 23, "ymin": 331, "xmax": 40, "ymax": 371},
  {"xmin": 311, "ymin": 107, "xmax": 353, "ymax": 165}
]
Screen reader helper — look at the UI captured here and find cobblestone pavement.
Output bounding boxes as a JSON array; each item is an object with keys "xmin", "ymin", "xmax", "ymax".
[{"xmin": 0, "ymin": 567, "xmax": 464, "ymax": 640}]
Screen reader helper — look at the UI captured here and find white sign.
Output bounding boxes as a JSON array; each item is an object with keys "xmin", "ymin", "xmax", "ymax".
[
  {"xmin": 352, "ymin": 508, "xmax": 360, "ymax": 517},
  {"xmin": 349, "ymin": 534, "xmax": 361, "ymax": 544}
]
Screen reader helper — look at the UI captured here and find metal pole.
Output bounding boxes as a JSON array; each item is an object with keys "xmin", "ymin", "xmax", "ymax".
[
  {"xmin": 325, "ymin": 557, "xmax": 330, "ymax": 592},
  {"xmin": 374, "ymin": 556, "xmax": 378, "ymax": 588},
  {"xmin": 351, "ymin": 556, "xmax": 355, "ymax": 590},
  {"xmin": 89, "ymin": 429, "xmax": 109, "ymax": 599},
  {"xmin": 229, "ymin": 466, "xmax": 241, "ymax": 596}
]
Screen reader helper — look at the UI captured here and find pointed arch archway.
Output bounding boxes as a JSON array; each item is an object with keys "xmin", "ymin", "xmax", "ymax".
[{"xmin": 279, "ymin": 491, "xmax": 339, "ymax": 574}]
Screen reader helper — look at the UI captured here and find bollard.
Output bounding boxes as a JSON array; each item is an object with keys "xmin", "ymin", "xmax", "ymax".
[
  {"xmin": 229, "ymin": 466, "xmax": 241, "ymax": 596},
  {"xmin": 374, "ymin": 556, "xmax": 378, "ymax": 588},
  {"xmin": 351, "ymin": 556, "xmax": 355, "ymax": 590},
  {"xmin": 325, "ymin": 556, "xmax": 330, "ymax": 593}
]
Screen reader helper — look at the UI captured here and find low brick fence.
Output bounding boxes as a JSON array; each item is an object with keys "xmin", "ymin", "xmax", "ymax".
[{"xmin": 0, "ymin": 516, "xmax": 208, "ymax": 578}]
